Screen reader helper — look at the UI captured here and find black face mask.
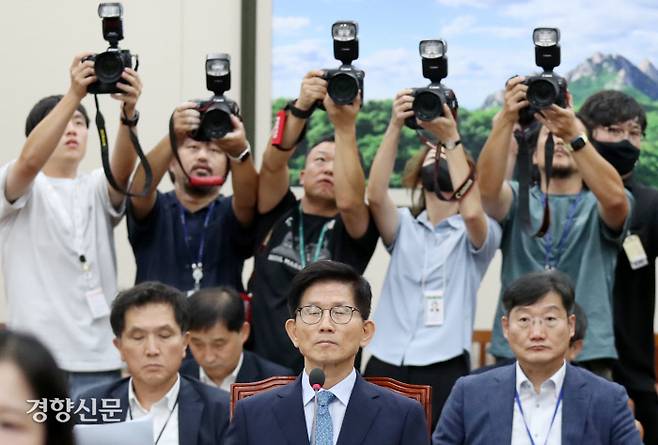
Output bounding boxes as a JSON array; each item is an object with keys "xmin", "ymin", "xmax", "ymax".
[
  {"xmin": 420, "ymin": 161, "xmax": 453, "ymax": 194},
  {"xmin": 592, "ymin": 138, "xmax": 640, "ymax": 176}
]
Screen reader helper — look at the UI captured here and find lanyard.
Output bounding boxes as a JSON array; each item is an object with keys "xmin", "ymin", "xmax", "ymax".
[
  {"xmin": 129, "ymin": 395, "xmax": 179, "ymax": 445},
  {"xmin": 541, "ymin": 193, "xmax": 582, "ymax": 270},
  {"xmin": 297, "ymin": 204, "xmax": 332, "ymax": 268},
  {"xmin": 514, "ymin": 386, "xmax": 564, "ymax": 445},
  {"xmin": 179, "ymin": 201, "xmax": 217, "ymax": 290}
]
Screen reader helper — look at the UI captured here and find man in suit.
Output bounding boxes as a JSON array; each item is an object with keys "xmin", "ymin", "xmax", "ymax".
[
  {"xmin": 181, "ymin": 286, "xmax": 293, "ymax": 390},
  {"xmin": 77, "ymin": 281, "xmax": 230, "ymax": 445},
  {"xmin": 433, "ymin": 270, "xmax": 641, "ymax": 445},
  {"xmin": 226, "ymin": 260, "xmax": 429, "ymax": 444}
]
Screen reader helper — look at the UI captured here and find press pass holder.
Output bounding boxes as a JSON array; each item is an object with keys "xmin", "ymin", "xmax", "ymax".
[{"xmin": 623, "ymin": 234, "xmax": 648, "ymax": 270}]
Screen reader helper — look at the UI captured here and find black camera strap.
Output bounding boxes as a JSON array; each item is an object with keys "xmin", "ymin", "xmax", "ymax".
[
  {"xmin": 516, "ymin": 126, "xmax": 553, "ymax": 237},
  {"xmin": 93, "ymin": 94, "xmax": 153, "ymax": 197},
  {"xmin": 168, "ymin": 113, "xmax": 225, "ymax": 188}
]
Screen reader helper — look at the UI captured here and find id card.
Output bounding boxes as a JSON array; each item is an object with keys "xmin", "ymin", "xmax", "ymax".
[
  {"xmin": 623, "ymin": 234, "xmax": 648, "ymax": 270},
  {"xmin": 85, "ymin": 288, "xmax": 111, "ymax": 319},
  {"xmin": 424, "ymin": 290, "xmax": 444, "ymax": 327}
]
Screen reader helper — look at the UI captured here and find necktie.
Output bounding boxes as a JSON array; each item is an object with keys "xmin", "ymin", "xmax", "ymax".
[{"xmin": 315, "ymin": 391, "xmax": 336, "ymax": 445}]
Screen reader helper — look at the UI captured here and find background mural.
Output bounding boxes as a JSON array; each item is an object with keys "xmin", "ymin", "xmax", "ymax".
[{"xmin": 272, "ymin": 0, "xmax": 658, "ymax": 187}]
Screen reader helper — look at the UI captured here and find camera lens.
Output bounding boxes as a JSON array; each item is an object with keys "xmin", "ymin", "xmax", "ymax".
[
  {"xmin": 527, "ymin": 78, "xmax": 558, "ymax": 109},
  {"xmin": 199, "ymin": 106, "xmax": 232, "ymax": 140},
  {"xmin": 328, "ymin": 72, "xmax": 359, "ymax": 105},
  {"xmin": 413, "ymin": 90, "xmax": 444, "ymax": 121},
  {"xmin": 94, "ymin": 51, "xmax": 124, "ymax": 84}
]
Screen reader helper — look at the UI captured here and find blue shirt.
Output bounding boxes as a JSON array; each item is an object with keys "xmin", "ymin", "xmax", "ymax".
[
  {"xmin": 127, "ymin": 191, "xmax": 253, "ymax": 292},
  {"xmin": 367, "ymin": 208, "xmax": 501, "ymax": 366}
]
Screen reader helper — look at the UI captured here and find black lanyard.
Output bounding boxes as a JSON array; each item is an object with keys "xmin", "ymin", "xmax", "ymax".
[
  {"xmin": 540, "ymin": 192, "xmax": 582, "ymax": 269},
  {"xmin": 514, "ymin": 386, "xmax": 564, "ymax": 445},
  {"xmin": 179, "ymin": 201, "xmax": 217, "ymax": 290},
  {"xmin": 128, "ymin": 394, "xmax": 180, "ymax": 445}
]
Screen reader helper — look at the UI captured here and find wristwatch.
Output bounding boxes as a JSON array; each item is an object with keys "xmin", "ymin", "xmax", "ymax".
[
  {"xmin": 227, "ymin": 142, "xmax": 251, "ymax": 163},
  {"xmin": 442, "ymin": 139, "xmax": 462, "ymax": 151},
  {"xmin": 285, "ymin": 99, "xmax": 314, "ymax": 119},
  {"xmin": 121, "ymin": 109, "xmax": 140, "ymax": 127},
  {"xmin": 566, "ymin": 134, "xmax": 589, "ymax": 152}
]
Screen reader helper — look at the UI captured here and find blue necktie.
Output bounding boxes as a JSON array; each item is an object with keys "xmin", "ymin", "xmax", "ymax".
[{"xmin": 315, "ymin": 391, "xmax": 336, "ymax": 445}]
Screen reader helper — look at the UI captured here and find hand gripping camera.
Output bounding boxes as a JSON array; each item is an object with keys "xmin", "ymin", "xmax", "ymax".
[
  {"xmin": 322, "ymin": 21, "xmax": 365, "ymax": 105},
  {"xmin": 518, "ymin": 27, "xmax": 568, "ymax": 127},
  {"xmin": 405, "ymin": 39, "xmax": 458, "ymax": 130},
  {"xmin": 84, "ymin": 3, "xmax": 136, "ymax": 95},
  {"xmin": 192, "ymin": 53, "xmax": 241, "ymax": 141}
]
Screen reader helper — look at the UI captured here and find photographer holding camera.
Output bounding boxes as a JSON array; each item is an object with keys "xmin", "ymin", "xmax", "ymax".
[
  {"xmin": 126, "ymin": 56, "xmax": 257, "ymax": 294},
  {"xmin": 478, "ymin": 44, "xmax": 632, "ymax": 378},
  {"xmin": 0, "ymin": 51, "xmax": 142, "ymax": 398},
  {"xmin": 364, "ymin": 84, "xmax": 501, "ymax": 428}
]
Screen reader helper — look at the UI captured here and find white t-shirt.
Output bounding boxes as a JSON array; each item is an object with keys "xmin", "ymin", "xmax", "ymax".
[{"xmin": 0, "ymin": 162, "xmax": 123, "ymax": 371}]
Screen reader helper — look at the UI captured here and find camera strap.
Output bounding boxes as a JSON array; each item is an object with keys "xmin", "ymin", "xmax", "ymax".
[
  {"xmin": 168, "ymin": 113, "xmax": 225, "ymax": 188},
  {"xmin": 93, "ymin": 94, "xmax": 153, "ymax": 197},
  {"xmin": 516, "ymin": 127, "xmax": 553, "ymax": 237}
]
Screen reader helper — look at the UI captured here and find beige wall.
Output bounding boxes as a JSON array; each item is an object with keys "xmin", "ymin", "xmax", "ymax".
[{"xmin": 1, "ymin": 1, "xmax": 655, "ymax": 340}]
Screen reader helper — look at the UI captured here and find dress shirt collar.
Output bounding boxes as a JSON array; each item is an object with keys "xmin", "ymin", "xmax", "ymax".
[
  {"xmin": 128, "ymin": 373, "xmax": 181, "ymax": 414},
  {"xmin": 199, "ymin": 352, "xmax": 244, "ymax": 391},
  {"xmin": 302, "ymin": 368, "xmax": 357, "ymax": 408},
  {"xmin": 515, "ymin": 360, "xmax": 566, "ymax": 397}
]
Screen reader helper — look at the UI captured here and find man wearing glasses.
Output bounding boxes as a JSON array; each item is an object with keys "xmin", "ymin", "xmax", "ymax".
[
  {"xmin": 226, "ymin": 260, "xmax": 429, "ymax": 445},
  {"xmin": 432, "ymin": 270, "xmax": 641, "ymax": 445},
  {"xmin": 579, "ymin": 90, "xmax": 658, "ymax": 445}
]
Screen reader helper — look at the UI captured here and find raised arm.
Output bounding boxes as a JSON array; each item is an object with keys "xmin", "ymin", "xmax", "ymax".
[
  {"xmin": 421, "ymin": 103, "xmax": 489, "ymax": 248},
  {"xmin": 367, "ymin": 90, "xmax": 414, "ymax": 245},
  {"xmin": 107, "ymin": 68, "xmax": 142, "ymax": 209},
  {"xmin": 477, "ymin": 76, "xmax": 528, "ymax": 222},
  {"xmin": 129, "ymin": 101, "xmax": 198, "ymax": 220},
  {"xmin": 535, "ymin": 105, "xmax": 629, "ymax": 231},
  {"xmin": 215, "ymin": 115, "xmax": 258, "ymax": 226},
  {"xmin": 258, "ymin": 70, "xmax": 327, "ymax": 213},
  {"xmin": 5, "ymin": 53, "xmax": 96, "ymax": 203},
  {"xmin": 324, "ymin": 93, "xmax": 369, "ymax": 239}
]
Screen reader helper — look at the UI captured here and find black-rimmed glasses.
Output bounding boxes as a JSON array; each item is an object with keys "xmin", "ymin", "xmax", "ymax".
[{"xmin": 296, "ymin": 305, "xmax": 360, "ymax": 325}]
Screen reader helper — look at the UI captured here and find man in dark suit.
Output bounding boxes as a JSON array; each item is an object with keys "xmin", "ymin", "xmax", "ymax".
[
  {"xmin": 226, "ymin": 260, "xmax": 429, "ymax": 444},
  {"xmin": 180, "ymin": 286, "xmax": 292, "ymax": 390},
  {"xmin": 433, "ymin": 270, "xmax": 641, "ymax": 445},
  {"xmin": 77, "ymin": 282, "xmax": 230, "ymax": 445}
]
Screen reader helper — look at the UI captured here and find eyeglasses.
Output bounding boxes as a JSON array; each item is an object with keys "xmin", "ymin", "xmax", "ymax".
[
  {"xmin": 598, "ymin": 125, "xmax": 643, "ymax": 141},
  {"xmin": 296, "ymin": 305, "xmax": 360, "ymax": 325},
  {"xmin": 511, "ymin": 315, "xmax": 566, "ymax": 329}
]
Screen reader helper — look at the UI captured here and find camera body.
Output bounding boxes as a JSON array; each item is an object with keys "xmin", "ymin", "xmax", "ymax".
[
  {"xmin": 406, "ymin": 39, "xmax": 458, "ymax": 130},
  {"xmin": 323, "ymin": 66, "xmax": 365, "ymax": 105},
  {"xmin": 85, "ymin": 3, "xmax": 135, "ymax": 95},
  {"xmin": 191, "ymin": 53, "xmax": 240, "ymax": 141},
  {"xmin": 518, "ymin": 27, "xmax": 566, "ymax": 127}
]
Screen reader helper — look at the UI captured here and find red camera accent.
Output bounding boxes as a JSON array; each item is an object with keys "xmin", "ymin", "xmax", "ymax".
[
  {"xmin": 271, "ymin": 109, "xmax": 287, "ymax": 146},
  {"xmin": 189, "ymin": 176, "xmax": 225, "ymax": 187}
]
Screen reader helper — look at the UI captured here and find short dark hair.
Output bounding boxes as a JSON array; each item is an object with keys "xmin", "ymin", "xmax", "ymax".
[
  {"xmin": 305, "ymin": 136, "xmax": 365, "ymax": 170},
  {"xmin": 25, "ymin": 95, "xmax": 90, "ymax": 137},
  {"xmin": 578, "ymin": 90, "xmax": 647, "ymax": 135},
  {"xmin": 571, "ymin": 303, "xmax": 588, "ymax": 345},
  {"xmin": 188, "ymin": 286, "xmax": 245, "ymax": 333},
  {"xmin": 287, "ymin": 260, "xmax": 372, "ymax": 320},
  {"xmin": 0, "ymin": 330, "xmax": 75, "ymax": 445},
  {"xmin": 502, "ymin": 270, "xmax": 575, "ymax": 315},
  {"xmin": 110, "ymin": 282, "xmax": 189, "ymax": 337}
]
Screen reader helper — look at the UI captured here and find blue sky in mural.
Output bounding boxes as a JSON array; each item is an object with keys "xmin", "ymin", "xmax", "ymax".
[{"xmin": 272, "ymin": 0, "xmax": 658, "ymax": 108}]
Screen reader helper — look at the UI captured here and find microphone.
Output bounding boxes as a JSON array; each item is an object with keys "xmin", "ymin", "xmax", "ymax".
[{"xmin": 309, "ymin": 368, "xmax": 325, "ymax": 445}]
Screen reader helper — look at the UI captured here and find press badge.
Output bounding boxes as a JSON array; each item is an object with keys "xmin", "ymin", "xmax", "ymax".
[
  {"xmin": 424, "ymin": 290, "xmax": 444, "ymax": 326},
  {"xmin": 623, "ymin": 234, "xmax": 648, "ymax": 270},
  {"xmin": 86, "ymin": 288, "xmax": 111, "ymax": 319}
]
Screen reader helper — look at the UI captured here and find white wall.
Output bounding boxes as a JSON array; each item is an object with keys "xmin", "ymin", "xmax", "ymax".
[{"xmin": 0, "ymin": 1, "xmax": 655, "ymax": 339}]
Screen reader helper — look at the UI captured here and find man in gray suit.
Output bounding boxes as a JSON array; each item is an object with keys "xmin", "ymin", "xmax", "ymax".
[{"xmin": 433, "ymin": 270, "xmax": 641, "ymax": 445}]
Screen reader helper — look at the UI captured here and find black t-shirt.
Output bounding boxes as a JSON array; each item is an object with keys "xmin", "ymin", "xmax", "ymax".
[
  {"xmin": 613, "ymin": 177, "xmax": 658, "ymax": 392},
  {"xmin": 248, "ymin": 190, "xmax": 379, "ymax": 371},
  {"xmin": 127, "ymin": 191, "xmax": 253, "ymax": 292}
]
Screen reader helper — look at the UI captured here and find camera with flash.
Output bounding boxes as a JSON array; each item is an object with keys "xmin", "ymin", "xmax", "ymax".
[{"xmin": 322, "ymin": 21, "xmax": 365, "ymax": 105}]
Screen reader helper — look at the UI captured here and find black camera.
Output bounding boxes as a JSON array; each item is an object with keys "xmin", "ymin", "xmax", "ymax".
[
  {"xmin": 192, "ymin": 54, "xmax": 241, "ymax": 141},
  {"xmin": 519, "ymin": 27, "xmax": 568, "ymax": 127},
  {"xmin": 406, "ymin": 39, "xmax": 458, "ymax": 130},
  {"xmin": 322, "ymin": 21, "xmax": 364, "ymax": 105},
  {"xmin": 84, "ymin": 3, "xmax": 136, "ymax": 95}
]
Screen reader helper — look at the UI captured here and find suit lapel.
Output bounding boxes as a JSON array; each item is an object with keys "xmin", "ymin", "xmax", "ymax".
[
  {"xmin": 561, "ymin": 364, "xmax": 589, "ymax": 444},
  {"xmin": 336, "ymin": 375, "xmax": 380, "ymax": 445},
  {"xmin": 178, "ymin": 377, "xmax": 204, "ymax": 445},
  {"xmin": 487, "ymin": 366, "xmax": 515, "ymax": 445},
  {"xmin": 110, "ymin": 379, "xmax": 130, "ymax": 422},
  {"xmin": 235, "ymin": 351, "xmax": 257, "ymax": 383},
  {"xmin": 272, "ymin": 376, "xmax": 309, "ymax": 445}
]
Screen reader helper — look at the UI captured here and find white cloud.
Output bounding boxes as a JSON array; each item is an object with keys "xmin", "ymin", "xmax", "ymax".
[
  {"xmin": 272, "ymin": 39, "xmax": 334, "ymax": 98},
  {"xmin": 440, "ymin": 15, "xmax": 477, "ymax": 38},
  {"xmin": 272, "ymin": 16, "xmax": 311, "ymax": 34},
  {"xmin": 435, "ymin": 0, "xmax": 488, "ymax": 7}
]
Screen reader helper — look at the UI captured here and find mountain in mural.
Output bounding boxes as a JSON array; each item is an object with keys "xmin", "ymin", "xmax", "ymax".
[{"xmin": 481, "ymin": 52, "xmax": 658, "ymax": 108}]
